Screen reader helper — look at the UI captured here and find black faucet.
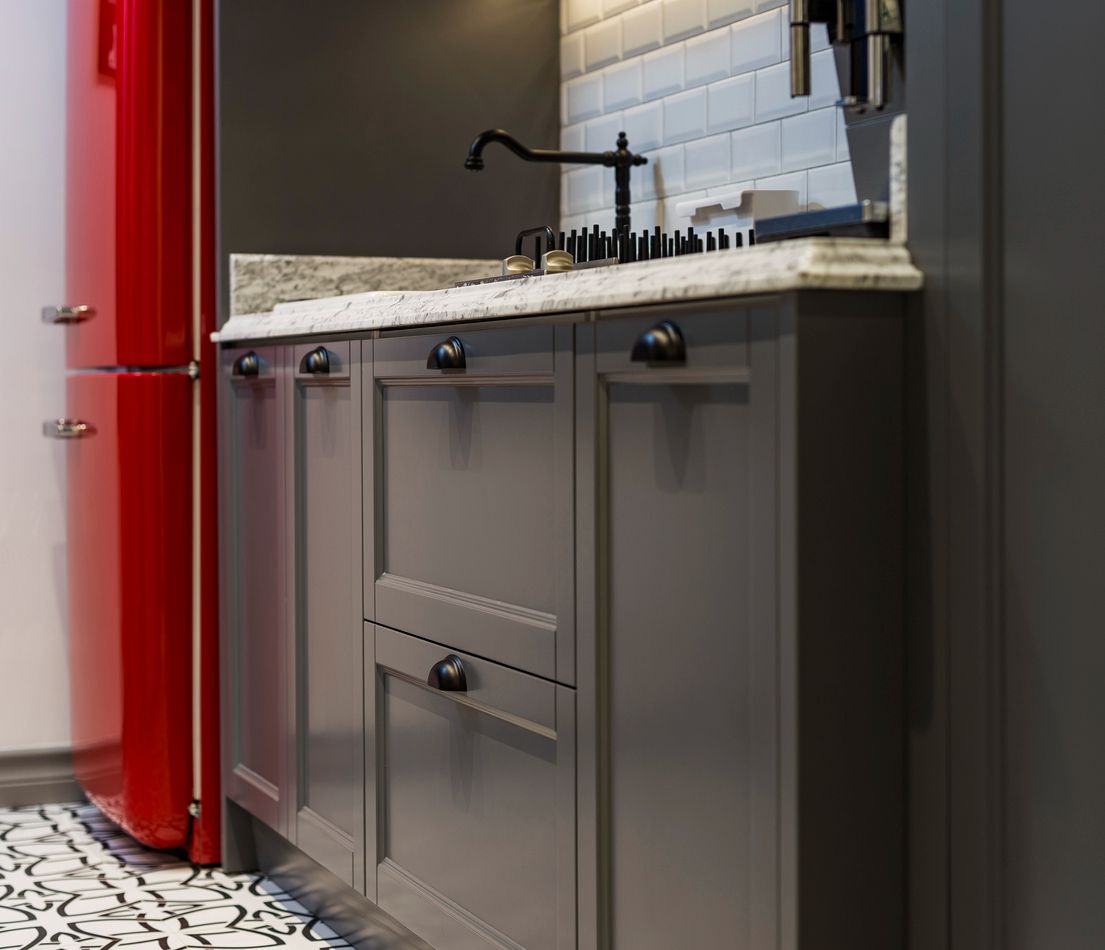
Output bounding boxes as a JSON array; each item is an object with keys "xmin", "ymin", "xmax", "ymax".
[{"xmin": 464, "ymin": 128, "xmax": 648, "ymax": 235}]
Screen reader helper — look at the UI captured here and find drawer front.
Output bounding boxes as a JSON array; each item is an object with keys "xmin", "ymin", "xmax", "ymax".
[
  {"xmin": 372, "ymin": 624, "xmax": 576, "ymax": 950},
  {"xmin": 595, "ymin": 303, "xmax": 749, "ymax": 377},
  {"xmin": 367, "ymin": 325, "xmax": 574, "ymax": 683},
  {"xmin": 375, "ymin": 325, "xmax": 554, "ymax": 379},
  {"xmin": 221, "ymin": 345, "xmax": 286, "ymax": 834}
]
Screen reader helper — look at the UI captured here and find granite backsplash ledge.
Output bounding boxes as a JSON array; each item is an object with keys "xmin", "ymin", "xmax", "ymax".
[{"xmin": 229, "ymin": 253, "xmax": 499, "ymax": 315}]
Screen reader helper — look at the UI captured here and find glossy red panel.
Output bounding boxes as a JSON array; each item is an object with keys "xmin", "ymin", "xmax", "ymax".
[
  {"xmin": 65, "ymin": 0, "xmax": 116, "ymax": 369},
  {"xmin": 67, "ymin": 373, "xmax": 194, "ymax": 850},
  {"xmin": 66, "ymin": 0, "xmax": 193, "ymax": 369}
]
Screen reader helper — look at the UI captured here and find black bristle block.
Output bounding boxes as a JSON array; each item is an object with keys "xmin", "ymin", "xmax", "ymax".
[
  {"xmin": 558, "ymin": 231, "xmax": 565, "ymax": 251},
  {"xmin": 707, "ymin": 233, "xmax": 716, "ymax": 252},
  {"xmin": 734, "ymin": 231, "xmax": 743, "ymax": 248},
  {"xmin": 749, "ymin": 229, "xmax": 756, "ymax": 245}
]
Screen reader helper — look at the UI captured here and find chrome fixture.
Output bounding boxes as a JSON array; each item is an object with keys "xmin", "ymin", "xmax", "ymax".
[
  {"xmin": 789, "ymin": 0, "xmax": 903, "ymax": 111},
  {"xmin": 42, "ymin": 304, "xmax": 95, "ymax": 324}
]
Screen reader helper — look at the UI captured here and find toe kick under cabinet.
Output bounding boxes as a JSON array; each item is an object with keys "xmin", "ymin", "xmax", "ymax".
[{"xmin": 219, "ymin": 292, "xmax": 907, "ymax": 950}]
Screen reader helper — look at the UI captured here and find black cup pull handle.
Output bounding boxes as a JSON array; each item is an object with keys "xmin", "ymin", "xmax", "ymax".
[
  {"xmin": 232, "ymin": 351, "xmax": 260, "ymax": 377},
  {"xmin": 427, "ymin": 336, "xmax": 466, "ymax": 370},
  {"xmin": 427, "ymin": 654, "xmax": 468, "ymax": 692},
  {"xmin": 299, "ymin": 346, "xmax": 330, "ymax": 375},
  {"xmin": 630, "ymin": 320, "xmax": 686, "ymax": 364}
]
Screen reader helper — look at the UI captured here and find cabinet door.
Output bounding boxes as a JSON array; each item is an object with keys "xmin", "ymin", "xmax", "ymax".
[
  {"xmin": 286, "ymin": 341, "xmax": 366, "ymax": 890},
  {"xmin": 372, "ymin": 624, "xmax": 576, "ymax": 950},
  {"xmin": 368, "ymin": 324, "xmax": 575, "ymax": 683},
  {"xmin": 576, "ymin": 306, "xmax": 780, "ymax": 950},
  {"xmin": 221, "ymin": 346, "xmax": 286, "ymax": 834}
]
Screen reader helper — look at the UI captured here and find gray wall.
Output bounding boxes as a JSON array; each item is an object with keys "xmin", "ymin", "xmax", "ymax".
[
  {"xmin": 216, "ymin": 0, "xmax": 560, "ymax": 320},
  {"xmin": 908, "ymin": 1, "xmax": 1105, "ymax": 947}
]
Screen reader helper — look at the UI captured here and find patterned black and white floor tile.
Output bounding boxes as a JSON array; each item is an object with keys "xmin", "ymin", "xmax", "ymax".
[{"xmin": 0, "ymin": 802, "xmax": 353, "ymax": 950}]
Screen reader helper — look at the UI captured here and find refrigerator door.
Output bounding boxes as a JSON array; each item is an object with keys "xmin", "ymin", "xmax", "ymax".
[
  {"xmin": 64, "ymin": 371, "xmax": 194, "ymax": 849},
  {"xmin": 63, "ymin": 0, "xmax": 193, "ymax": 370}
]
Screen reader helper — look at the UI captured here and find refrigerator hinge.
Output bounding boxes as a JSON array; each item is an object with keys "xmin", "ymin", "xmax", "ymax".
[
  {"xmin": 187, "ymin": 360, "xmax": 200, "ymax": 381},
  {"xmin": 188, "ymin": 800, "xmax": 202, "ymax": 818}
]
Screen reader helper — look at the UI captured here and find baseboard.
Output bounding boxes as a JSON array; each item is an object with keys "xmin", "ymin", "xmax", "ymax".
[{"xmin": 0, "ymin": 747, "xmax": 84, "ymax": 808}]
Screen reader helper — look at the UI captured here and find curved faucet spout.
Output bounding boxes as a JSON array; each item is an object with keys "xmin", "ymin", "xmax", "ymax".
[
  {"xmin": 465, "ymin": 128, "xmax": 611, "ymax": 170},
  {"xmin": 463, "ymin": 128, "xmax": 648, "ymax": 233}
]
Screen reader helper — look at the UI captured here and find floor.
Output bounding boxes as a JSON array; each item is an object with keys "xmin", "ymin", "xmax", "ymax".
[{"xmin": 0, "ymin": 802, "xmax": 352, "ymax": 949}]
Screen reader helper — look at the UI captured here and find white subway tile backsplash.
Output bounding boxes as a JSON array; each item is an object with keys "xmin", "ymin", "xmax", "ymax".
[
  {"xmin": 808, "ymin": 161, "xmax": 857, "ymax": 209},
  {"xmin": 755, "ymin": 61, "xmax": 806, "ymax": 121},
  {"xmin": 731, "ymin": 121, "xmax": 781, "ymax": 179},
  {"xmin": 604, "ymin": 59, "xmax": 644, "ymax": 110},
  {"xmin": 623, "ymin": 99, "xmax": 664, "ymax": 151},
  {"xmin": 755, "ymin": 169, "xmax": 807, "ymax": 209},
  {"xmin": 642, "ymin": 43, "xmax": 685, "ymax": 100},
  {"xmin": 685, "ymin": 29, "xmax": 731, "ymax": 88},
  {"xmin": 707, "ymin": 73, "xmax": 754, "ymax": 133},
  {"xmin": 566, "ymin": 0, "xmax": 602, "ymax": 33},
  {"xmin": 731, "ymin": 9, "xmax": 782, "ymax": 75},
  {"xmin": 663, "ymin": 0, "xmax": 707, "ymax": 43},
  {"xmin": 586, "ymin": 111, "xmax": 626, "ymax": 151},
  {"xmin": 646, "ymin": 143, "xmax": 686, "ymax": 198},
  {"xmin": 808, "ymin": 48, "xmax": 839, "ymax": 110},
  {"xmin": 707, "ymin": 0, "xmax": 754, "ymax": 28},
  {"xmin": 565, "ymin": 71, "xmax": 605, "ymax": 123},
  {"xmin": 629, "ymin": 198, "xmax": 660, "ymax": 232},
  {"xmin": 566, "ymin": 165, "xmax": 606, "ymax": 214},
  {"xmin": 685, "ymin": 133, "xmax": 732, "ymax": 189},
  {"xmin": 622, "ymin": 2, "xmax": 664, "ymax": 56},
  {"xmin": 663, "ymin": 87, "xmax": 708, "ymax": 143},
  {"xmin": 781, "ymin": 107, "xmax": 836, "ymax": 171},
  {"xmin": 561, "ymin": 33, "xmax": 585, "ymax": 80},
  {"xmin": 559, "ymin": 0, "xmax": 853, "ymax": 232},
  {"xmin": 585, "ymin": 19, "xmax": 622, "ymax": 71},
  {"xmin": 561, "ymin": 122, "xmax": 587, "ymax": 151},
  {"xmin": 835, "ymin": 109, "xmax": 850, "ymax": 162}
]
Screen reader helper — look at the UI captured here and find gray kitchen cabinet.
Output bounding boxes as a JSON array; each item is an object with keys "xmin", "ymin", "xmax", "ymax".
[
  {"xmin": 575, "ymin": 297, "xmax": 906, "ymax": 950},
  {"xmin": 371, "ymin": 622, "xmax": 576, "ymax": 950},
  {"xmin": 366, "ymin": 324, "xmax": 575, "ymax": 684},
  {"xmin": 285, "ymin": 341, "xmax": 367, "ymax": 891},
  {"xmin": 220, "ymin": 345, "xmax": 287, "ymax": 835}
]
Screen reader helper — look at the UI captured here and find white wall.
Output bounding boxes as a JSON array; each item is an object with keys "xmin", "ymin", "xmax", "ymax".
[
  {"xmin": 0, "ymin": 1, "xmax": 71, "ymax": 752},
  {"xmin": 560, "ymin": 0, "xmax": 855, "ymax": 236}
]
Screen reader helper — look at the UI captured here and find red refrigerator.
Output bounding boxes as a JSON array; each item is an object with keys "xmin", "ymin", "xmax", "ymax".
[{"xmin": 45, "ymin": 0, "xmax": 220, "ymax": 864}]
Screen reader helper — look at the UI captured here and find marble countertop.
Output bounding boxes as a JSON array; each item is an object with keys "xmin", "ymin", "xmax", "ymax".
[
  {"xmin": 229, "ymin": 253, "xmax": 500, "ymax": 315},
  {"xmin": 214, "ymin": 238, "xmax": 923, "ymax": 343}
]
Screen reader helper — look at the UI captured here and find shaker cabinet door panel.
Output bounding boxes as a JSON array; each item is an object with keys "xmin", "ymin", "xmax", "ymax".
[
  {"xmin": 577, "ymin": 305, "xmax": 779, "ymax": 950},
  {"xmin": 373, "ymin": 624, "xmax": 576, "ymax": 950},
  {"xmin": 287, "ymin": 342, "xmax": 366, "ymax": 890},
  {"xmin": 368, "ymin": 325, "xmax": 575, "ymax": 684},
  {"xmin": 221, "ymin": 346, "xmax": 286, "ymax": 834}
]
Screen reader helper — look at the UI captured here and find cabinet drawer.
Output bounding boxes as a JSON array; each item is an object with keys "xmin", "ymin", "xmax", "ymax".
[
  {"xmin": 372, "ymin": 624, "xmax": 575, "ymax": 950},
  {"xmin": 375, "ymin": 325, "xmax": 553, "ymax": 378},
  {"xmin": 595, "ymin": 303, "xmax": 749, "ymax": 376},
  {"xmin": 367, "ymin": 325, "xmax": 574, "ymax": 683}
]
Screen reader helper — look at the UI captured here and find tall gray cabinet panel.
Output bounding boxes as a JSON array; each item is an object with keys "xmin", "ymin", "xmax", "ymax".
[
  {"xmin": 285, "ymin": 341, "xmax": 366, "ymax": 891},
  {"xmin": 367, "ymin": 325, "xmax": 575, "ymax": 684},
  {"xmin": 575, "ymin": 307, "xmax": 778, "ymax": 950},
  {"xmin": 220, "ymin": 345, "xmax": 287, "ymax": 835}
]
